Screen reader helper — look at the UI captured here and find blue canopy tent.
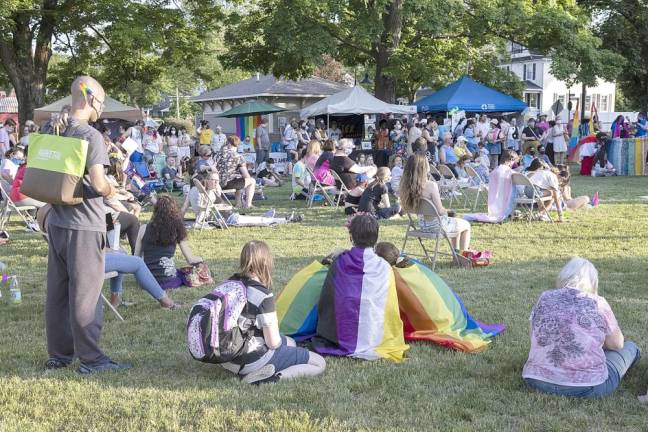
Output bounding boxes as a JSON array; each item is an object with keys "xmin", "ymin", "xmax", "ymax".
[{"xmin": 415, "ymin": 76, "xmax": 527, "ymax": 113}]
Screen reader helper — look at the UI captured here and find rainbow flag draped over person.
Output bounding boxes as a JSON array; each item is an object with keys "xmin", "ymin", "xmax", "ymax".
[
  {"xmin": 278, "ymin": 248, "xmax": 408, "ymax": 362},
  {"xmin": 393, "ymin": 259, "xmax": 505, "ymax": 352},
  {"xmin": 235, "ymin": 115, "xmax": 261, "ymax": 148}
]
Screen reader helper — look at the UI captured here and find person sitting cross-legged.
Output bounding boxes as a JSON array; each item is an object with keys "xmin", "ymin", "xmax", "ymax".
[
  {"xmin": 523, "ymin": 257, "xmax": 641, "ymax": 399},
  {"xmin": 215, "ymin": 240, "xmax": 326, "ymax": 385}
]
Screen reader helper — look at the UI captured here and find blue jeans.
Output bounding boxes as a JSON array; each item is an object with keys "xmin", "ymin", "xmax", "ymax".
[
  {"xmin": 105, "ymin": 253, "xmax": 165, "ymax": 300},
  {"xmin": 525, "ymin": 341, "xmax": 641, "ymax": 398}
]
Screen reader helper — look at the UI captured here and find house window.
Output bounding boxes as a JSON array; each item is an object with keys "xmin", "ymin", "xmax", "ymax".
[
  {"xmin": 525, "ymin": 93, "xmax": 540, "ymax": 109},
  {"xmin": 601, "ymin": 95, "xmax": 608, "ymax": 112},
  {"xmin": 585, "ymin": 95, "xmax": 591, "ymax": 108},
  {"xmin": 523, "ymin": 64, "xmax": 527, "ymax": 80},
  {"xmin": 511, "ymin": 42, "xmax": 525, "ymax": 54},
  {"xmin": 532, "ymin": 63, "xmax": 536, "ymax": 80}
]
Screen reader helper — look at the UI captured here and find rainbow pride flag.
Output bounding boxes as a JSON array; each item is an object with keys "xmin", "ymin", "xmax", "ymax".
[
  {"xmin": 235, "ymin": 115, "xmax": 261, "ymax": 149},
  {"xmin": 567, "ymin": 101, "xmax": 580, "ymax": 159},
  {"xmin": 394, "ymin": 260, "xmax": 505, "ymax": 352},
  {"xmin": 277, "ymin": 261, "xmax": 328, "ymax": 340}
]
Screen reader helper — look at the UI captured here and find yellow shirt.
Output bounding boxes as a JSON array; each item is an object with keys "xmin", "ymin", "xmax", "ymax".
[{"xmin": 199, "ymin": 128, "xmax": 213, "ymax": 145}]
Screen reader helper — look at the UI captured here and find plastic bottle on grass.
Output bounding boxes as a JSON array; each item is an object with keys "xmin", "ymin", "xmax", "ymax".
[{"xmin": 9, "ymin": 276, "xmax": 21, "ymax": 305}]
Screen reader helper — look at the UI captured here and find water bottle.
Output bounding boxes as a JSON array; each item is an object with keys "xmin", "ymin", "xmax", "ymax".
[{"xmin": 9, "ymin": 276, "xmax": 21, "ymax": 305}]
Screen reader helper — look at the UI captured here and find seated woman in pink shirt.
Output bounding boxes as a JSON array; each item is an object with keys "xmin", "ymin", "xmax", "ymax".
[{"xmin": 523, "ymin": 257, "xmax": 640, "ymax": 398}]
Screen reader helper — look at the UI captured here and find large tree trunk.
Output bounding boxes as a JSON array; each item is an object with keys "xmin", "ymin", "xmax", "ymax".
[
  {"xmin": 0, "ymin": 2, "xmax": 57, "ymax": 127},
  {"xmin": 373, "ymin": 0, "xmax": 403, "ymax": 103}
]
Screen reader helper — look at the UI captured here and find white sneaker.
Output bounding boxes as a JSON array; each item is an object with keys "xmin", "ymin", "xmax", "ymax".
[{"xmin": 241, "ymin": 364, "xmax": 277, "ymax": 385}]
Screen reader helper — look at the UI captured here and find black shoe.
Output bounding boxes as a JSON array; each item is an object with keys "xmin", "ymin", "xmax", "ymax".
[
  {"xmin": 78, "ymin": 360, "xmax": 132, "ymax": 375},
  {"xmin": 45, "ymin": 358, "xmax": 71, "ymax": 370}
]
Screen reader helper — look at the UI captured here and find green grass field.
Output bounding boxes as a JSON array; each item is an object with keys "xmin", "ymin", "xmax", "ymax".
[{"xmin": 1, "ymin": 173, "xmax": 648, "ymax": 431}]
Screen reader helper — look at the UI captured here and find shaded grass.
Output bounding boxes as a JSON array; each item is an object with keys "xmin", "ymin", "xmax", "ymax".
[{"xmin": 1, "ymin": 173, "xmax": 648, "ymax": 431}]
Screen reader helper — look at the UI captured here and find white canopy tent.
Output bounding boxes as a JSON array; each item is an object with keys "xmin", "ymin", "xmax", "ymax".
[
  {"xmin": 300, "ymin": 85, "xmax": 417, "ymax": 118},
  {"xmin": 34, "ymin": 95, "xmax": 143, "ymax": 123}
]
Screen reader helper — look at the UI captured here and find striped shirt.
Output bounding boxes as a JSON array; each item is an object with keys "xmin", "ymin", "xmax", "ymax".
[{"xmin": 221, "ymin": 275, "xmax": 278, "ymax": 374}]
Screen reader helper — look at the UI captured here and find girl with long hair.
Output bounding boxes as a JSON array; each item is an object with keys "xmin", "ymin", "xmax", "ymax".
[
  {"xmin": 220, "ymin": 240, "xmax": 326, "ymax": 384},
  {"xmin": 400, "ymin": 154, "xmax": 471, "ymax": 251},
  {"xmin": 136, "ymin": 195, "xmax": 203, "ymax": 288}
]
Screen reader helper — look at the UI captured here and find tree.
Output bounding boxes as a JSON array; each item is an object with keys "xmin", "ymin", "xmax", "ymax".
[
  {"xmin": 0, "ymin": 0, "xmax": 224, "ymax": 124},
  {"xmin": 225, "ymin": 0, "xmax": 622, "ymax": 104},
  {"xmin": 585, "ymin": 0, "xmax": 648, "ymax": 111}
]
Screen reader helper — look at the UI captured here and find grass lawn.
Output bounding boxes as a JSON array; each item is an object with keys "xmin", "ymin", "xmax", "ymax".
[{"xmin": 1, "ymin": 172, "xmax": 648, "ymax": 431}]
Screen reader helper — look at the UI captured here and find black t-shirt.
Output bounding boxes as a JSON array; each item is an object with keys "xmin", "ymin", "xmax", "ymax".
[
  {"xmin": 257, "ymin": 168, "xmax": 272, "ymax": 179},
  {"xmin": 141, "ymin": 226, "xmax": 178, "ymax": 282},
  {"xmin": 522, "ymin": 126, "xmax": 541, "ymax": 140},
  {"xmin": 358, "ymin": 182, "xmax": 387, "ymax": 213},
  {"xmin": 330, "ymin": 155, "xmax": 357, "ymax": 189}
]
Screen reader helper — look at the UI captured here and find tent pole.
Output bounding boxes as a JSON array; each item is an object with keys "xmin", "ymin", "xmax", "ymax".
[{"xmin": 327, "ymin": 113, "xmax": 329, "ymax": 133}]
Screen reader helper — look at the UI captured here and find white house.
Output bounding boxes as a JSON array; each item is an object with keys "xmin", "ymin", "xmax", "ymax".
[{"xmin": 499, "ymin": 42, "xmax": 616, "ymax": 121}]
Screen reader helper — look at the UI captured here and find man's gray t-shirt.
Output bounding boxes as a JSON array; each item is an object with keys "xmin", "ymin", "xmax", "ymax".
[
  {"xmin": 48, "ymin": 119, "xmax": 109, "ymax": 232},
  {"xmin": 255, "ymin": 125, "xmax": 270, "ymax": 150}
]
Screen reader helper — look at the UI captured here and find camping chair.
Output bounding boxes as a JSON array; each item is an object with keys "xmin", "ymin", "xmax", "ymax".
[
  {"xmin": 328, "ymin": 169, "xmax": 351, "ymax": 207},
  {"xmin": 193, "ymin": 178, "xmax": 232, "ymax": 230},
  {"xmin": 464, "ymin": 165, "xmax": 488, "ymax": 211},
  {"xmin": 304, "ymin": 166, "xmax": 337, "ymax": 208},
  {"xmin": 0, "ymin": 181, "xmax": 37, "ymax": 231},
  {"xmin": 401, "ymin": 197, "xmax": 462, "ymax": 271},
  {"xmin": 438, "ymin": 164, "xmax": 466, "ymax": 208},
  {"xmin": 511, "ymin": 172, "xmax": 554, "ymax": 222},
  {"xmin": 103, "ymin": 271, "xmax": 125, "ymax": 321}
]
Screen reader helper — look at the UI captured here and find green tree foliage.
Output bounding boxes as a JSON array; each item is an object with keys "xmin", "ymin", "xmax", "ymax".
[
  {"xmin": 0, "ymin": 0, "xmax": 235, "ymax": 123},
  {"xmin": 585, "ymin": 0, "xmax": 648, "ymax": 111},
  {"xmin": 225, "ymin": 0, "xmax": 622, "ymax": 104}
]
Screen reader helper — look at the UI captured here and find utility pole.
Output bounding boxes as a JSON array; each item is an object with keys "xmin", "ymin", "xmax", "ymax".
[{"xmin": 176, "ymin": 87, "xmax": 180, "ymax": 118}]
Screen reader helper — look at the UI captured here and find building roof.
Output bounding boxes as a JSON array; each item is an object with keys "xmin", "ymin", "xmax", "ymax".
[
  {"xmin": 191, "ymin": 75, "xmax": 348, "ymax": 103},
  {"xmin": 506, "ymin": 54, "xmax": 545, "ymax": 64},
  {"xmin": 524, "ymin": 80, "xmax": 543, "ymax": 91},
  {"xmin": 0, "ymin": 96, "xmax": 18, "ymax": 113}
]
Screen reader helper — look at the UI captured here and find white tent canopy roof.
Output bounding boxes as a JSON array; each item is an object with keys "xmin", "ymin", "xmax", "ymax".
[
  {"xmin": 300, "ymin": 85, "xmax": 416, "ymax": 118},
  {"xmin": 34, "ymin": 95, "xmax": 143, "ymax": 123}
]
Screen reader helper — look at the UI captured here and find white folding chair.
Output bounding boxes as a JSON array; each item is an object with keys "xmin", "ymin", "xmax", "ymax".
[
  {"xmin": 401, "ymin": 198, "xmax": 463, "ymax": 271},
  {"xmin": 429, "ymin": 165, "xmax": 453, "ymax": 204},
  {"xmin": 304, "ymin": 166, "xmax": 337, "ymax": 208},
  {"xmin": 438, "ymin": 164, "xmax": 467, "ymax": 208},
  {"xmin": 464, "ymin": 165, "xmax": 488, "ymax": 211},
  {"xmin": 0, "ymin": 181, "xmax": 37, "ymax": 231},
  {"xmin": 328, "ymin": 169, "xmax": 351, "ymax": 207},
  {"xmin": 511, "ymin": 172, "xmax": 554, "ymax": 222},
  {"xmin": 193, "ymin": 178, "xmax": 232, "ymax": 230}
]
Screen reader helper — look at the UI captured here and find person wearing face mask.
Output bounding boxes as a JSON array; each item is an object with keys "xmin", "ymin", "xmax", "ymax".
[
  {"xmin": 165, "ymin": 126, "xmax": 179, "ymax": 157},
  {"xmin": 9, "ymin": 147, "xmax": 44, "ymax": 210},
  {"xmin": 407, "ymin": 120, "xmax": 423, "ymax": 156},
  {"xmin": 122, "ymin": 120, "xmax": 145, "ymax": 152},
  {"xmin": 0, "ymin": 147, "xmax": 24, "ymax": 185},
  {"xmin": 297, "ymin": 120, "xmax": 310, "ymax": 147},
  {"xmin": 506, "ymin": 118, "xmax": 520, "ymax": 151},
  {"xmin": 550, "ymin": 118, "xmax": 569, "ymax": 165}
]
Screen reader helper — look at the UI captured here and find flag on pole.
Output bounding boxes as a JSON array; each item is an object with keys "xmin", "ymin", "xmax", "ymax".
[
  {"xmin": 589, "ymin": 102, "xmax": 598, "ymax": 134},
  {"xmin": 235, "ymin": 115, "xmax": 262, "ymax": 149},
  {"xmin": 567, "ymin": 100, "xmax": 580, "ymax": 159}
]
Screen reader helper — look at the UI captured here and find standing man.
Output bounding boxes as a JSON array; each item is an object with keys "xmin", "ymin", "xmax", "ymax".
[
  {"xmin": 211, "ymin": 125, "xmax": 227, "ymax": 153},
  {"xmin": 255, "ymin": 117, "xmax": 271, "ymax": 169},
  {"xmin": 45, "ymin": 76, "xmax": 131, "ymax": 374}
]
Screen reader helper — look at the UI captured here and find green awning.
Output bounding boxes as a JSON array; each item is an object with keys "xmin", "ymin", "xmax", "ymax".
[{"xmin": 216, "ymin": 100, "xmax": 286, "ymax": 118}]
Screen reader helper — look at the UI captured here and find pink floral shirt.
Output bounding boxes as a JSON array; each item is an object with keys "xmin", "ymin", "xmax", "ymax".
[{"xmin": 522, "ymin": 288, "xmax": 619, "ymax": 386}]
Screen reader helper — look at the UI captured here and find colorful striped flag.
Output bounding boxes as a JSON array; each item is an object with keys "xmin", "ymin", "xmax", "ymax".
[
  {"xmin": 394, "ymin": 260, "xmax": 505, "ymax": 352},
  {"xmin": 235, "ymin": 115, "xmax": 262, "ymax": 149},
  {"xmin": 567, "ymin": 100, "xmax": 580, "ymax": 160}
]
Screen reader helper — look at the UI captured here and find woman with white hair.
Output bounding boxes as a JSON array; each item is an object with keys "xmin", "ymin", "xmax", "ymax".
[{"xmin": 523, "ymin": 257, "xmax": 640, "ymax": 398}]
